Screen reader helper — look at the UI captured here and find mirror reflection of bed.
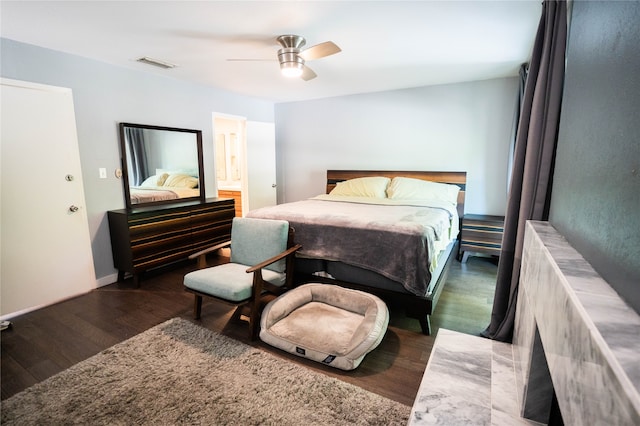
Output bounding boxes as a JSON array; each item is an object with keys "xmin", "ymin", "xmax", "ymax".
[{"xmin": 119, "ymin": 122, "xmax": 205, "ymax": 208}]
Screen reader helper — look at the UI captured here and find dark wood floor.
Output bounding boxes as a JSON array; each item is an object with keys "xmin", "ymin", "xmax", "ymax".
[{"xmin": 1, "ymin": 254, "xmax": 498, "ymax": 407}]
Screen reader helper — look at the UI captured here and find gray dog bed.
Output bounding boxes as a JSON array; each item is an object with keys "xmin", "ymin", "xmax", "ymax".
[{"xmin": 259, "ymin": 283, "xmax": 389, "ymax": 370}]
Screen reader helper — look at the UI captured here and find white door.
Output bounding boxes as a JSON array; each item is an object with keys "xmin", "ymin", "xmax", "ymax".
[
  {"xmin": 245, "ymin": 121, "xmax": 277, "ymax": 212},
  {"xmin": 1, "ymin": 78, "xmax": 96, "ymax": 318}
]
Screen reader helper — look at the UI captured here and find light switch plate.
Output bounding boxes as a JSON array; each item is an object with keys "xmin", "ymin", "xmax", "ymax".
[{"xmin": 99, "ymin": 168, "xmax": 107, "ymax": 179}]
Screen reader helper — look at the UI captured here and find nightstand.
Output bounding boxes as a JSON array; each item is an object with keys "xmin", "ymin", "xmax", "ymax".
[{"xmin": 459, "ymin": 214, "xmax": 505, "ymax": 263}]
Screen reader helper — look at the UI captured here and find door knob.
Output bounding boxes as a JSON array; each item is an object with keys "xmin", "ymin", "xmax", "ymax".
[
  {"xmin": 272, "ymin": 184, "xmax": 277, "ymax": 188},
  {"xmin": 69, "ymin": 205, "xmax": 79, "ymax": 213}
]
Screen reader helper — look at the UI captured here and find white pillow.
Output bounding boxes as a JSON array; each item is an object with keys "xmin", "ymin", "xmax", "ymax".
[
  {"xmin": 386, "ymin": 177, "xmax": 460, "ymax": 205},
  {"xmin": 329, "ymin": 176, "xmax": 391, "ymax": 198},
  {"xmin": 139, "ymin": 173, "xmax": 168, "ymax": 187},
  {"xmin": 163, "ymin": 173, "xmax": 199, "ymax": 188}
]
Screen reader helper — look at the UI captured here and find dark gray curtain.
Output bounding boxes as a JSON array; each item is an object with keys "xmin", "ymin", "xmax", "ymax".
[
  {"xmin": 482, "ymin": 0, "xmax": 567, "ymax": 342},
  {"xmin": 126, "ymin": 127, "xmax": 149, "ymax": 186},
  {"xmin": 506, "ymin": 63, "xmax": 529, "ymax": 192}
]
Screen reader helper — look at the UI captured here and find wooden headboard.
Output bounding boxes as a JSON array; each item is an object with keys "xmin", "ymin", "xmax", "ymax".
[{"xmin": 326, "ymin": 170, "xmax": 467, "ymax": 217}]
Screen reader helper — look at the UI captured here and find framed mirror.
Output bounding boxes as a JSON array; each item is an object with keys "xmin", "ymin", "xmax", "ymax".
[{"xmin": 119, "ymin": 122, "xmax": 205, "ymax": 209}]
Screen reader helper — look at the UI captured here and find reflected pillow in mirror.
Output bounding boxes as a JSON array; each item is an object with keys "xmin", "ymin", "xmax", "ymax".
[
  {"xmin": 163, "ymin": 173, "xmax": 199, "ymax": 188},
  {"xmin": 140, "ymin": 173, "xmax": 169, "ymax": 187},
  {"xmin": 156, "ymin": 172, "xmax": 170, "ymax": 186}
]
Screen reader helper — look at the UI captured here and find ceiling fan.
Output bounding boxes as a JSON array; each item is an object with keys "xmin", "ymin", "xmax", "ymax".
[{"xmin": 228, "ymin": 35, "xmax": 341, "ymax": 81}]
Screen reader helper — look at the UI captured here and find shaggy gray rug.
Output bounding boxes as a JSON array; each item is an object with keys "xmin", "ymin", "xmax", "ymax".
[{"xmin": 1, "ymin": 318, "xmax": 410, "ymax": 425}]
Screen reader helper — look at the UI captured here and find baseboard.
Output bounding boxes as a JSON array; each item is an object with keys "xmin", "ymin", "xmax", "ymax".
[
  {"xmin": 1, "ymin": 288, "xmax": 93, "ymax": 321},
  {"xmin": 96, "ymin": 273, "xmax": 119, "ymax": 288}
]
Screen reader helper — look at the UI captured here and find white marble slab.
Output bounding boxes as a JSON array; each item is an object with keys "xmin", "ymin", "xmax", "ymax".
[
  {"xmin": 409, "ymin": 329, "xmax": 541, "ymax": 425},
  {"xmin": 410, "ymin": 329, "xmax": 492, "ymax": 425},
  {"xmin": 514, "ymin": 221, "xmax": 640, "ymax": 425}
]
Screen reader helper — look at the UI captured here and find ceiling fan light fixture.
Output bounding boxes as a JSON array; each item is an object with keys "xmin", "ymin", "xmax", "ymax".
[
  {"xmin": 278, "ymin": 47, "xmax": 305, "ymax": 78},
  {"xmin": 280, "ymin": 61, "xmax": 304, "ymax": 78}
]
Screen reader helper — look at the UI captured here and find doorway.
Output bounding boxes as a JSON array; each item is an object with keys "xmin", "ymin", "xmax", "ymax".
[
  {"xmin": 213, "ymin": 114, "xmax": 277, "ymax": 217},
  {"xmin": 214, "ymin": 114, "xmax": 244, "ymax": 217}
]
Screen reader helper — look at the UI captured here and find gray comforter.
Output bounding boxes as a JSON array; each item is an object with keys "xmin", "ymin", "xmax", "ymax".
[{"xmin": 247, "ymin": 197, "xmax": 453, "ymax": 296}]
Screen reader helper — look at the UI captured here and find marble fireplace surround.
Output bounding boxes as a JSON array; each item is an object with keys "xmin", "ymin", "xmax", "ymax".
[{"xmin": 514, "ymin": 221, "xmax": 640, "ymax": 424}]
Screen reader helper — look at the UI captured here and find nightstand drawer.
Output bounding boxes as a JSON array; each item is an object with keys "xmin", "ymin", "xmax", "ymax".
[{"xmin": 459, "ymin": 214, "xmax": 505, "ymax": 262}]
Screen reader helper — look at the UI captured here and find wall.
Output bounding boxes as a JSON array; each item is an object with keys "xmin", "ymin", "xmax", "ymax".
[
  {"xmin": 1, "ymin": 38, "xmax": 521, "ymax": 287},
  {"xmin": 274, "ymin": 77, "xmax": 518, "ymax": 215},
  {"xmin": 548, "ymin": 1, "xmax": 640, "ymax": 313},
  {"xmin": 1, "ymin": 38, "xmax": 274, "ymax": 284}
]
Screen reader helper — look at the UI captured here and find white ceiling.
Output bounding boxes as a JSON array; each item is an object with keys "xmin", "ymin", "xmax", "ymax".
[{"xmin": 0, "ymin": 1, "xmax": 541, "ymax": 103}]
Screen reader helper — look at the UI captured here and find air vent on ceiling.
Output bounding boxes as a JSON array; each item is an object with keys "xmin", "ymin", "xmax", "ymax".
[{"xmin": 136, "ymin": 56, "xmax": 177, "ymax": 69}]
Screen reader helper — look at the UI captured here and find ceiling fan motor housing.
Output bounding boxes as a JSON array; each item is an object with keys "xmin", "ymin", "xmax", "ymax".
[
  {"xmin": 278, "ymin": 47, "xmax": 304, "ymax": 67},
  {"xmin": 277, "ymin": 35, "xmax": 306, "ymax": 71},
  {"xmin": 277, "ymin": 34, "xmax": 306, "ymax": 49}
]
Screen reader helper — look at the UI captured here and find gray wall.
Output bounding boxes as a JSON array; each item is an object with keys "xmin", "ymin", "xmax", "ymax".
[
  {"xmin": 1, "ymin": 38, "xmax": 274, "ymax": 284},
  {"xmin": 549, "ymin": 1, "xmax": 640, "ymax": 312},
  {"xmin": 274, "ymin": 77, "xmax": 518, "ymax": 216}
]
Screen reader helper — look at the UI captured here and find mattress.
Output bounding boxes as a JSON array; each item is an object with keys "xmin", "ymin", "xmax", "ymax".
[{"xmin": 247, "ymin": 195, "xmax": 459, "ymax": 296}]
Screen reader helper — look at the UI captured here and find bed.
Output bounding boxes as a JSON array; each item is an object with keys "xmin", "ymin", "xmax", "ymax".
[
  {"xmin": 246, "ymin": 170, "xmax": 466, "ymax": 335},
  {"xmin": 129, "ymin": 171, "xmax": 200, "ymax": 204}
]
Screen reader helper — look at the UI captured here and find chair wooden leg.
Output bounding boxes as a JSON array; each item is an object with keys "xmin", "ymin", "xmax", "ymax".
[
  {"xmin": 248, "ymin": 273, "xmax": 264, "ymax": 341},
  {"xmin": 194, "ymin": 295, "xmax": 202, "ymax": 319},
  {"xmin": 248, "ymin": 301, "xmax": 260, "ymax": 341}
]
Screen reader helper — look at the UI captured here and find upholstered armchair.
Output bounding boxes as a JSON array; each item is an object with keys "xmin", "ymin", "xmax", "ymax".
[{"xmin": 184, "ymin": 217, "xmax": 301, "ymax": 339}]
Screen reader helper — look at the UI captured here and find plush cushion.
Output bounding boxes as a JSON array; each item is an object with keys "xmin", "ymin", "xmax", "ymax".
[
  {"xmin": 184, "ymin": 263, "xmax": 286, "ymax": 302},
  {"xmin": 230, "ymin": 217, "xmax": 289, "ymax": 273},
  {"xmin": 156, "ymin": 172, "xmax": 170, "ymax": 186},
  {"xmin": 260, "ymin": 283, "xmax": 389, "ymax": 370},
  {"xmin": 139, "ymin": 173, "xmax": 168, "ymax": 187},
  {"xmin": 329, "ymin": 176, "xmax": 390, "ymax": 198},
  {"xmin": 163, "ymin": 173, "xmax": 199, "ymax": 188},
  {"xmin": 386, "ymin": 176, "xmax": 460, "ymax": 206}
]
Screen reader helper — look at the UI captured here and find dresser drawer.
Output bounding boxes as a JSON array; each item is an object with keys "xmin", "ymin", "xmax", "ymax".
[
  {"xmin": 190, "ymin": 200, "xmax": 235, "ymax": 228},
  {"xmin": 130, "ymin": 231, "xmax": 193, "ymax": 264},
  {"xmin": 128, "ymin": 211, "xmax": 191, "ymax": 239}
]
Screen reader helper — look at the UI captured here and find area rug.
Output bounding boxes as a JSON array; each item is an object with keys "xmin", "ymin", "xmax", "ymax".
[{"xmin": 1, "ymin": 318, "xmax": 410, "ymax": 425}]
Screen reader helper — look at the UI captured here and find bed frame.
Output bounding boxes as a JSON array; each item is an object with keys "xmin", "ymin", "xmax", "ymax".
[{"xmin": 297, "ymin": 170, "xmax": 467, "ymax": 335}]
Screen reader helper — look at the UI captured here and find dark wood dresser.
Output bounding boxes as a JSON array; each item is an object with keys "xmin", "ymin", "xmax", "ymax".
[
  {"xmin": 459, "ymin": 214, "xmax": 505, "ymax": 263},
  {"xmin": 108, "ymin": 198, "xmax": 235, "ymax": 285}
]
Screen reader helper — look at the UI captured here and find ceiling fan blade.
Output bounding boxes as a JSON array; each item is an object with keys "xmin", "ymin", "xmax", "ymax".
[
  {"xmin": 301, "ymin": 65, "xmax": 317, "ymax": 81},
  {"xmin": 299, "ymin": 41, "xmax": 341, "ymax": 61}
]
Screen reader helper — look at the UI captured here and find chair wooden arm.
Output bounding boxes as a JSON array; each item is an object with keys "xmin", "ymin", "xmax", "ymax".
[
  {"xmin": 189, "ymin": 240, "xmax": 231, "ymax": 269},
  {"xmin": 245, "ymin": 244, "xmax": 302, "ymax": 273}
]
